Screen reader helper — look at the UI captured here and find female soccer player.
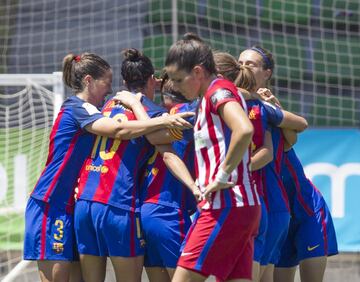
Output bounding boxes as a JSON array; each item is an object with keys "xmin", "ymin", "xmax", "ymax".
[
  {"xmin": 214, "ymin": 51, "xmax": 308, "ymax": 282},
  {"xmin": 238, "ymin": 46, "xmax": 308, "ymax": 282},
  {"xmin": 165, "ymin": 36, "xmax": 261, "ymax": 282},
  {"xmin": 74, "ymin": 49, "xmax": 198, "ymax": 282},
  {"xmin": 257, "ymin": 90, "xmax": 338, "ymax": 282},
  {"xmin": 214, "ymin": 51, "xmax": 274, "ymax": 282},
  {"xmin": 139, "ymin": 76, "xmax": 199, "ymax": 282},
  {"xmin": 23, "ymin": 52, "xmax": 193, "ymax": 282}
]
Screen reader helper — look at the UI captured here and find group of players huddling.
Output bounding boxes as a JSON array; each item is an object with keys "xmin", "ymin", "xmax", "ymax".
[{"xmin": 24, "ymin": 33, "xmax": 338, "ymax": 282}]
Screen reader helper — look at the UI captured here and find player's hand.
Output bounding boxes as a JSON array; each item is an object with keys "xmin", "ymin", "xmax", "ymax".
[
  {"xmin": 257, "ymin": 88, "xmax": 282, "ymax": 108},
  {"xmin": 203, "ymin": 181, "xmax": 234, "ymax": 202},
  {"xmin": 162, "ymin": 112, "xmax": 195, "ymax": 129},
  {"xmin": 114, "ymin": 91, "xmax": 142, "ymax": 108},
  {"xmin": 190, "ymin": 184, "xmax": 203, "ymax": 202}
]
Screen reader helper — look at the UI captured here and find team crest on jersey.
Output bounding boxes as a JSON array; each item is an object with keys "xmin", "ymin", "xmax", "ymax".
[
  {"xmin": 103, "ymin": 100, "xmax": 116, "ymax": 111},
  {"xmin": 52, "ymin": 242, "xmax": 64, "ymax": 254},
  {"xmin": 113, "ymin": 103, "xmax": 133, "ymax": 113},
  {"xmin": 151, "ymin": 168, "xmax": 159, "ymax": 177},
  {"xmin": 249, "ymin": 105, "xmax": 260, "ymax": 120},
  {"xmin": 210, "ymin": 89, "xmax": 235, "ymax": 106}
]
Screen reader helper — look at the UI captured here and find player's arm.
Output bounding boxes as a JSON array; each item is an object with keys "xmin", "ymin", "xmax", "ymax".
[
  {"xmin": 278, "ymin": 110, "xmax": 308, "ymax": 132},
  {"xmin": 251, "ymin": 130, "xmax": 273, "ymax": 171},
  {"xmin": 114, "ymin": 91, "xmax": 190, "ymax": 144},
  {"xmin": 85, "ymin": 111, "xmax": 193, "ymax": 141},
  {"xmin": 282, "ymin": 128, "xmax": 298, "ymax": 147},
  {"xmin": 156, "ymin": 144, "xmax": 202, "ymax": 201},
  {"xmin": 204, "ymin": 100, "xmax": 253, "ymax": 198},
  {"xmin": 258, "ymin": 89, "xmax": 308, "ymax": 133},
  {"xmin": 282, "ymin": 128, "xmax": 297, "ymax": 151},
  {"xmin": 219, "ymin": 101, "xmax": 253, "ymax": 175}
]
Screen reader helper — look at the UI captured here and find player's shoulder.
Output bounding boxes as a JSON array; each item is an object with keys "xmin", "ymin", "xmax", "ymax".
[
  {"xmin": 63, "ymin": 96, "xmax": 101, "ymax": 116},
  {"xmin": 206, "ymin": 79, "xmax": 238, "ymax": 102},
  {"xmin": 141, "ymin": 95, "xmax": 166, "ymax": 114},
  {"xmin": 170, "ymin": 100, "xmax": 198, "ymax": 114},
  {"xmin": 213, "ymin": 78, "xmax": 237, "ymax": 91}
]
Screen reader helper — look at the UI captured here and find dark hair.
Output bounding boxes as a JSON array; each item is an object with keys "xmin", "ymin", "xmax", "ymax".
[
  {"xmin": 160, "ymin": 72, "xmax": 189, "ymax": 104},
  {"xmin": 250, "ymin": 45, "xmax": 275, "ymax": 71},
  {"xmin": 182, "ymin": 32, "xmax": 204, "ymax": 42},
  {"xmin": 121, "ymin": 48, "xmax": 154, "ymax": 92},
  {"xmin": 214, "ymin": 51, "xmax": 257, "ymax": 92},
  {"xmin": 62, "ymin": 53, "xmax": 111, "ymax": 92},
  {"xmin": 165, "ymin": 34, "xmax": 216, "ymax": 74}
]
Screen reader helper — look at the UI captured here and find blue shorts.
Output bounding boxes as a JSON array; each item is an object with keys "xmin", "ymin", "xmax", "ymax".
[
  {"xmin": 74, "ymin": 200, "xmax": 145, "ymax": 257},
  {"xmin": 23, "ymin": 197, "xmax": 77, "ymax": 261},
  {"xmin": 276, "ymin": 203, "xmax": 338, "ymax": 267},
  {"xmin": 260, "ymin": 211, "xmax": 290, "ymax": 266},
  {"xmin": 254, "ymin": 197, "xmax": 268, "ymax": 263},
  {"xmin": 141, "ymin": 203, "xmax": 192, "ymax": 268}
]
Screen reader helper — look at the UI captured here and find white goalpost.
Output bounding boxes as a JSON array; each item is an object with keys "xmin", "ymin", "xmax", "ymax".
[{"xmin": 0, "ymin": 72, "xmax": 64, "ymax": 281}]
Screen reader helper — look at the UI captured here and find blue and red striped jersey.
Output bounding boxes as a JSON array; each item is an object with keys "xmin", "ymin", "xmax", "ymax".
[
  {"xmin": 141, "ymin": 100, "xmax": 198, "ymax": 212},
  {"xmin": 30, "ymin": 96, "xmax": 104, "ymax": 210},
  {"xmin": 77, "ymin": 95, "xmax": 166, "ymax": 212},
  {"xmin": 281, "ymin": 148, "xmax": 325, "ymax": 218},
  {"xmin": 261, "ymin": 103, "xmax": 290, "ymax": 213},
  {"xmin": 247, "ymin": 100, "xmax": 270, "ymax": 196}
]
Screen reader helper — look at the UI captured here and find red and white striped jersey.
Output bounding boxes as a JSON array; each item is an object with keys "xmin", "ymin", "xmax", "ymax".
[{"xmin": 194, "ymin": 78, "xmax": 260, "ymax": 210}]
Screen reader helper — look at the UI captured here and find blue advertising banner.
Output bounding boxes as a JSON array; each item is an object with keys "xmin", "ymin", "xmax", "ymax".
[{"xmin": 294, "ymin": 129, "xmax": 360, "ymax": 252}]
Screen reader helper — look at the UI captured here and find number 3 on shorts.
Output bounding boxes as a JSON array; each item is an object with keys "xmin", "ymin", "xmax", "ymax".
[{"xmin": 54, "ymin": 219, "xmax": 64, "ymax": 241}]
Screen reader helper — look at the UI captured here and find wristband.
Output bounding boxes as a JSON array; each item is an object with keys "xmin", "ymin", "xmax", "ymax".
[{"xmin": 215, "ymin": 168, "xmax": 230, "ymax": 184}]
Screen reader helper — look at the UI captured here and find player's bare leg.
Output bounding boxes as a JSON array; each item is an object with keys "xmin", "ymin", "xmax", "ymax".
[
  {"xmin": 260, "ymin": 264, "xmax": 274, "ymax": 282},
  {"xmin": 38, "ymin": 260, "xmax": 72, "ymax": 282},
  {"xmin": 145, "ymin": 266, "xmax": 171, "ymax": 282},
  {"xmin": 259, "ymin": 265, "xmax": 266, "ymax": 279},
  {"xmin": 252, "ymin": 261, "xmax": 261, "ymax": 282},
  {"xmin": 79, "ymin": 254, "xmax": 106, "ymax": 282},
  {"xmin": 172, "ymin": 266, "xmax": 207, "ymax": 282},
  {"xmin": 299, "ymin": 256, "xmax": 327, "ymax": 282},
  {"xmin": 166, "ymin": 267, "xmax": 176, "ymax": 279},
  {"xmin": 69, "ymin": 261, "xmax": 83, "ymax": 282},
  {"xmin": 110, "ymin": 255, "xmax": 143, "ymax": 282},
  {"xmin": 273, "ymin": 266, "xmax": 296, "ymax": 282}
]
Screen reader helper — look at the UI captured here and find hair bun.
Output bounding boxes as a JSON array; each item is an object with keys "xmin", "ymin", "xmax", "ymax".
[
  {"xmin": 182, "ymin": 32, "xmax": 203, "ymax": 43},
  {"xmin": 122, "ymin": 48, "xmax": 141, "ymax": 61}
]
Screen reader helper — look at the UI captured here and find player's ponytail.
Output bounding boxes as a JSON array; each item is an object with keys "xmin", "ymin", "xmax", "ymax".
[
  {"xmin": 213, "ymin": 51, "xmax": 240, "ymax": 83},
  {"xmin": 214, "ymin": 51, "xmax": 256, "ymax": 93},
  {"xmin": 234, "ymin": 65, "xmax": 257, "ymax": 93},
  {"xmin": 121, "ymin": 48, "xmax": 154, "ymax": 92},
  {"xmin": 62, "ymin": 53, "xmax": 111, "ymax": 93}
]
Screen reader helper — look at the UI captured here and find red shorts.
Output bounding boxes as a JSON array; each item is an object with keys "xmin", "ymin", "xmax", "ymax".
[{"xmin": 178, "ymin": 205, "xmax": 261, "ymax": 281}]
